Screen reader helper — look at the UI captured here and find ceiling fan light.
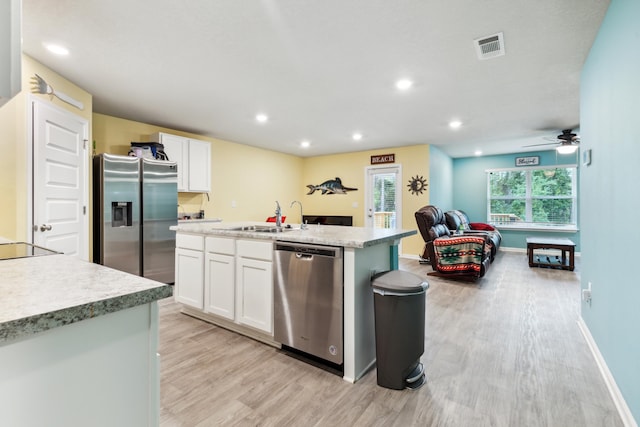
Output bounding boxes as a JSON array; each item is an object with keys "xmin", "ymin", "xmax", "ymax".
[{"xmin": 556, "ymin": 144, "xmax": 578, "ymax": 154}]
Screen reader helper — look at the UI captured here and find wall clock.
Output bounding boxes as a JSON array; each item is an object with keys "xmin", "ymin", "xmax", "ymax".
[{"xmin": 408, "ymin": 175, "xmax": 428, "ymax": 195}]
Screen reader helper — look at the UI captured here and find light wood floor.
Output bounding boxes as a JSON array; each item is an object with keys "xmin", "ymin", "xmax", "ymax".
[{"xmin": 158, "ymin": 251, "xmax": 623, "ymax": 427}]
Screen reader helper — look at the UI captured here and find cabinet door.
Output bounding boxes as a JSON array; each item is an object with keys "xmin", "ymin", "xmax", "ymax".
[
  {"xmin": 236, "ymin": 257, "xmax": 273, "ymax": 334},
  {"xmin": 204, "ymin": 252, "xmax": 235, "ymax": 320},
  {"xmin": 187, "ymin": 139, "xmax": 211, "ymax": 192},
  {"xmin": 160, "ymin": 134, "xmax": 188, "ymax": 191},
  {"xmin": 175, "ymin": 248, "xmax": 204, "ymax": 309}
]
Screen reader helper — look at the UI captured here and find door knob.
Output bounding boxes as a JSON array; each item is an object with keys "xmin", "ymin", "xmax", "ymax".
[{"xmin": 39, "ymin": 224, "xmax": 52, "ymax": 232}]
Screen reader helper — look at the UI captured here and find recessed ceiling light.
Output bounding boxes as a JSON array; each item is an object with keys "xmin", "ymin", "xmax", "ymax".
[
  {"xmin": 352, "ymin": 133, "xmax": 363, "ymax": 141},
  {"xmin": 300, "ymin": 140, "xmax": 310, "ymax": 148},
  {"xmin": 475, "ymin": 150, "xmax": 483, "ymax": 156},
  {"xmin": 44, "ymin": 43, "xmax": 69, "ymax": 56},
  {"xmin": 395, "ymin": 79, "xmax": 413, "ymax": 90},
  {"xmin": 449, "ymin": 120, "xmax": 462, "ymax": 129},
  {"xmin": 255, "ymin": 113, "xmax": 268, "ymax": 123}
]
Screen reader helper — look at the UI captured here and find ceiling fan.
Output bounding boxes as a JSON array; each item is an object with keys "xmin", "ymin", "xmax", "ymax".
[{"xmin": 524, "ymin": 129, "xmax": 580, "ymax": 154}]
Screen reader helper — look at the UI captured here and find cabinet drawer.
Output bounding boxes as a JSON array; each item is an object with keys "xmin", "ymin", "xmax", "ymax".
[
  {"xmin": 236, "ymin": 239, "xmax": 273, "ymax": 261},
  {"xmin": 206, "ymin": 236, "xmax": 235, "ymax": 255},
  {"xmin": 176, "ymin": 234, "xmax": 203, "ymax": 251}
]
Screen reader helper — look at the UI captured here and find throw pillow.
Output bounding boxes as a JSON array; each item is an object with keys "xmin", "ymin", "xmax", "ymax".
[{"xmin": 469, "ymin": 222, "xmax": 495, "ymax": 231}]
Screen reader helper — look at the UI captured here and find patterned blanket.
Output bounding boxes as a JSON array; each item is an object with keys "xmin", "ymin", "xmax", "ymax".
[{"xmin": 433, "ymin": 236, "xmax": 485, "ymax": 273}]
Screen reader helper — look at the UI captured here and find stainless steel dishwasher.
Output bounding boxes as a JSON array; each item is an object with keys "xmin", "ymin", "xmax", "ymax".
[{"xmin": 274, "ymin": 242, "xmax": 343, "ymax": 365}]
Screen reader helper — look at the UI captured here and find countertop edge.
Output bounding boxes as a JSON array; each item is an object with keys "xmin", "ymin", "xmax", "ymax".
[
  {"xmin": 170, "ymin": 224, "xmax": 417, "ymax": 248},
  {"xmin": 360, "ymin": 231, "xmax": 416, "ymax": 247},
  {"xmin": 0, "ymin": 285, "xmax": 173, "ymax": 344}
]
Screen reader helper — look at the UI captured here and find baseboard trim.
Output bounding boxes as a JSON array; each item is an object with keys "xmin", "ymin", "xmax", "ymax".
[
  {"xmin": 577, "ymin": 316, "xmax": 638, "ymax": 427},
  {"xmin": 500, "ymin": 246, "xmax": 527, "ymax": 253}
]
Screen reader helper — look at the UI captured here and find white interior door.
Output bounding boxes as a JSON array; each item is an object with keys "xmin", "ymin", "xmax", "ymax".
[
  {"xmin": 365, "ymin": 165, "xmax": 402, "ymax": 230},
  {"xmin": 32, "ymin": 100, "xmax": 89, "ymax": 259}
]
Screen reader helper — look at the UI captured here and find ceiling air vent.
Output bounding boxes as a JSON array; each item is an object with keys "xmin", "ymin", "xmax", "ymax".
[{"xmin": 474, "ymin": 32, "xmax": 505, "ymax": 60}]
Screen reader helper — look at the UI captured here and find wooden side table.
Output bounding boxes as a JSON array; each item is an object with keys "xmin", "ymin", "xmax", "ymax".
[{"xmin": 526, "ymin": 237, "xmax": 575, "ymax": 271}]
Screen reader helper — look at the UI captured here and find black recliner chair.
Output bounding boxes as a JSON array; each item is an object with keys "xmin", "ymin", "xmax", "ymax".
[
  {"xmin": 415, "ymin": 205, "xmax": 492, "ymax": 280},
  {"xmin": 444, "ymin": 209, "xmax": 501, "ymax": 261}
]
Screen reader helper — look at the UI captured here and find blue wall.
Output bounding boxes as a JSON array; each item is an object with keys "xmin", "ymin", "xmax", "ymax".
[
  {"xmin": 452, "ymin": 150, "xmax": 580, "ymax": 250},
  {"xmin": 428, "ymin": 145, "xmax": 453, "ymax": 210},
  {"xmin": 581, "ymin": 0, "xmax": 640, "ymax": 421}
]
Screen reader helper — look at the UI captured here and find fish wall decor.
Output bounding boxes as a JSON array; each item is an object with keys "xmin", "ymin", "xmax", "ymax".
[{"xmin": 306, "ymin": 177, "xmax": 358, "ymax": 195}]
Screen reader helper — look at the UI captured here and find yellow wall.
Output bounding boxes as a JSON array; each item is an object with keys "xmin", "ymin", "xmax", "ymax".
[
  {"xmin": 211, "ymin": 139, "xmax": 303, "ymax": 222},
  {"xmin": 92, "ymin": 114, "xmax": 304, "ymax": 222},
  {"xmin": 0, "ymin": 54, "xmax": 92, "ymax": 241},
  {"xmin": 0, "ymin": 94, "xmax": 21, "ymax": 240},
  {"xmin": 3, "ymin": 55, "xmax": 429, "ymax": 259},
  {"xmin": 302, "ymin": 145, "xmax": 430, "ymax": 257}
]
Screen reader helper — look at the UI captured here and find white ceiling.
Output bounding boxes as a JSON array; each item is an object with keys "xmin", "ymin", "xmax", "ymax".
[{"xmin": 22, "ymin": 0, "xmax": 610, "ymax": 158}]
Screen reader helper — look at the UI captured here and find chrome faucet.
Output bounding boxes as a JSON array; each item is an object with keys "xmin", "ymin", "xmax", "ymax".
[
  {"xmin": 290, "ymin": 200, "xmax": 306, "ymax": 230},
  {"xmin": 274, "ymin": 201, "xmax": 282, "ymax": 227}
]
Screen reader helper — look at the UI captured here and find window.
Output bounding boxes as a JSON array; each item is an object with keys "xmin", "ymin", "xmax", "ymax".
[
  {"xmin": 373, "ymin": 173, "xmax": 397, "ymax": 228},
  {"xmin": 487, "ymin": 165, "xmax": 577, "ymax": 230},
  {"xmin": 367, "ymin": 166, "xmax": 400, "ymax": 229}
]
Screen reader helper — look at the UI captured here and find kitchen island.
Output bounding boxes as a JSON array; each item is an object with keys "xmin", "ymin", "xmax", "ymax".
[
  {"xmin": 0, "ymin": 253, "xmax": 173, "ymax": 427},
  {"xmin": 171, "ymin": 222, "xmax": 417, "ymax": 382}
]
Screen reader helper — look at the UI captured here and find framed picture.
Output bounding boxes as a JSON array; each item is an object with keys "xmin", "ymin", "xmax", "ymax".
[{"xmin": 515, "ymin": 156, "xmax": 540, "ymax": 167}]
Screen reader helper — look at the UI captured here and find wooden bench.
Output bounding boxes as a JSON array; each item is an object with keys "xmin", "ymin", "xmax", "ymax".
[{"xmin": 526, "ymin": 237, "xmax": 575, "ymax": 271}]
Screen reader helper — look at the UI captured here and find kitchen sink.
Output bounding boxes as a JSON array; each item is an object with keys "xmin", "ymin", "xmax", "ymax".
[{"xmin": 225, "ymin": 225, "xmax": 293, "ymax": 233}]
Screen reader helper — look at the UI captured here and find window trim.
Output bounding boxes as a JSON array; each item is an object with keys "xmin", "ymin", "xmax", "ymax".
[{"xmin": 485, "ymin": 163, "xmax": 578, "ymax": 232}]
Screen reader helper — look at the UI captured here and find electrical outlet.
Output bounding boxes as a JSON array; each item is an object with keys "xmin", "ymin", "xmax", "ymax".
[
  {"xmin": 582, "ymin": 281, "xmax": 592, "ymax": 305},
  {"xmin": 231, "ymin": 200, "xmax": 237, "ymax": 208}
]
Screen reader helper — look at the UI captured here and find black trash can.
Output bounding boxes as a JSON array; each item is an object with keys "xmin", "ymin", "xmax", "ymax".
[{"xmin": 371, "ymin": 270, "xmax": 429, "ymax": 390}]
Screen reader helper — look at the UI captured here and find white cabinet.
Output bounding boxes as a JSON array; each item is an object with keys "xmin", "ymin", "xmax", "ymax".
[
  {"xmin": 236, "ymin": 239, "xmax": 273, "ymax": 334},
  {"xmin": 187, "ymin": 139, "xmax": 211, "ymax": 192},
  {"xmin": 149, "ymin": 132, "xmax": 211, "ymax": 192},
  {"xmin": 204, "ymin": 237, "xmax": 235, "ymax": 320},
  {"xmin": 176, "ymin": 234, "xmax": 273, "ymax": 336},
  {"xmin": 236, "ymin": 257, "xmax": 273, "ymax": 333},
  {"xmin": 175, "ymin": 234, "xmax": 204, "ymax": 309},
  {"xmin": 155, "ymin": 133, "xmax": 188, "ymax": 190}
]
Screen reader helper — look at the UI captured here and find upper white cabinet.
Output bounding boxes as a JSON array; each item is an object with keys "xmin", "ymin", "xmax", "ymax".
[
  {"xmin": 187, "ymin": 139, "xmax": 211, "ymax": 192},
  {"xmin": 149, "ymin": 132, "xmax": 211, "ymax": 193},
  {"xmin": 154, "ymin": 133, "xmax": 187, "ymax": 190},
  {"xmin": 0, "ymin": 0, "xmax": 21, "ymax": 107}
]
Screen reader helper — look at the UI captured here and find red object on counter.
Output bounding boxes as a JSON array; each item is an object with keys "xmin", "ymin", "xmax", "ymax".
[{"xmin": 266, "ymin": 216, "xmax": 286, "ymax": 223}]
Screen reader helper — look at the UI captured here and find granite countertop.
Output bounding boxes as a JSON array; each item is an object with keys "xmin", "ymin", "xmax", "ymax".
[
  {"xmin": 171, "ymin": 222, "xmax": 417, "ymax": 248},
  {"xmin": 177, "ymin": 218, "xmax": 223, "ymax": 224},
  {"xmin": 0, "ymin": 254, "xmax": 173, "ymax": 343}
]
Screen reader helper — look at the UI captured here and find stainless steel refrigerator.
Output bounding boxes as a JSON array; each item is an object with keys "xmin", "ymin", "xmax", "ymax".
[{"xmin": 93, "ymin": 154, "xmax": 178, "ymax": 283}]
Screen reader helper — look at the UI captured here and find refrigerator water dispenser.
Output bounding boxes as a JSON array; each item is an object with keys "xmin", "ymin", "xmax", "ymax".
[{"xmin": 112, "ymin": 202, "xmax": 133, "ymax": 227}]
